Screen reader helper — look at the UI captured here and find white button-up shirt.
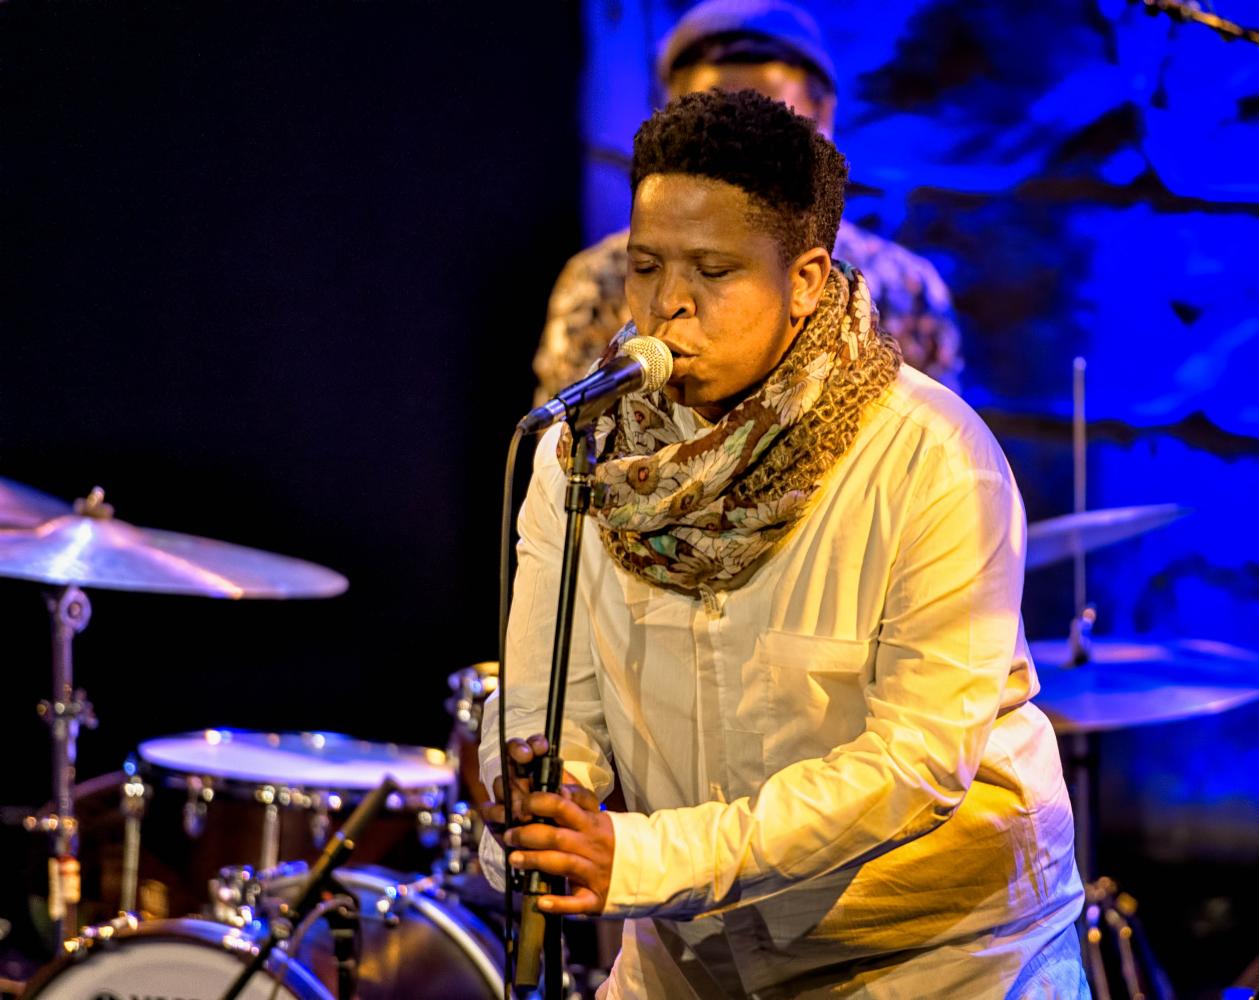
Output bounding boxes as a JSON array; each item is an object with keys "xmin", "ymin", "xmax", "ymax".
[{"xmin": 482, "ymin": 367, "xmax": 1085, "ymax": 998}]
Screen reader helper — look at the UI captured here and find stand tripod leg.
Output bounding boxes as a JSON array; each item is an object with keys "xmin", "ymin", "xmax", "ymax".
[{"xmin": 1084, "ymin": 897, "xmax": 1112, "ymax": 1000}]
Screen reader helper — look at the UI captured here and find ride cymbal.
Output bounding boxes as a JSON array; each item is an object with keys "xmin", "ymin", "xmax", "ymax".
[
  {"xmin": 0, "ymin": 476, "xmax": 71, "ymax": 529},
  {"xmin": 1029, "ymin": 637, "xmax": 1259, "ymax": 734},
  {"xmin": 1026, "ymin": 504, "xmax": 1188, "ymax": 571}
]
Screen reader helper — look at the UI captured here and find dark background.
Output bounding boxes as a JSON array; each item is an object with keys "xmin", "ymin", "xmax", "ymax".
[{"xmin": 1, "ymin": 1, "xmax": 581, "ymax": 807}]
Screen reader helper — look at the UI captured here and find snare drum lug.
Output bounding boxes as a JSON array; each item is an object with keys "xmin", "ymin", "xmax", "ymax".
[
  {"xmin": 416, "ymin": 807, "xmax": 444, "ymax": 849},
  {"xmin": 183, "ymin": 789, "xmax": 208, "ymax": 838},
  {"xmin": 310, "ymin": 801, "xmax": 331, "ymax": 848},
  {"xmin": 120, "ymin": 773, "xmax": 149, "ymax": 817}
]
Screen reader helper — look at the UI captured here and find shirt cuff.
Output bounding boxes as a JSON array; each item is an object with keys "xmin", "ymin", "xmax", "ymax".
[
  {"xmin": 603, "ymin": 810, "xmax": 703, "ymax": 919},
  {"xmin": 477, "ymin": 826, "xmax": 507, "ymax": 892}
]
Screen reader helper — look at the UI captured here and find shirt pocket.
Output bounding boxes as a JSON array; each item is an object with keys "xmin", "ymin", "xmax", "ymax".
[{"xmin": 754, "ymin": 629, "xmax": 875, "ymax": 774}]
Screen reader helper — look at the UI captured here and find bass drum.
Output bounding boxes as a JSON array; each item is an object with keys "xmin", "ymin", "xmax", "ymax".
[
  {"xmin": 265, "ymin": 865, "xmax": 505, "ymax": 1000},
  {"xmin": 21, "ymin": 917, "xmax": 333, "ymax": 999}
]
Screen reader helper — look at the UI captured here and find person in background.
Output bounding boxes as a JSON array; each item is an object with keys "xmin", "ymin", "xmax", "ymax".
[{"xmin": 533, "ymin": 0, "xmax": 963, "ymax": 406}]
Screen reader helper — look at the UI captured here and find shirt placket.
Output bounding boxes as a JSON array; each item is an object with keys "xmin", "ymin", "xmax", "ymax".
[{"xmin": 694, "ymin": 582, "xmax": 729, "ymax": 803}]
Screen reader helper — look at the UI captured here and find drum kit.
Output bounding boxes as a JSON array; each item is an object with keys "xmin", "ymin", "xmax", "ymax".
[
  {"xmin": 0, "ymin": 480, "xmax": 514, "ymax": 999},
  {"xmin": 1, "ymin": 384, "xmax": 1256, "ymax": 999}
]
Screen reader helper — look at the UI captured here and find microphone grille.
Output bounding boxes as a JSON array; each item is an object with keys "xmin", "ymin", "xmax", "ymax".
[{"xmin": 621, "ymin": 336, "xmax": 674, "ymax": 393}]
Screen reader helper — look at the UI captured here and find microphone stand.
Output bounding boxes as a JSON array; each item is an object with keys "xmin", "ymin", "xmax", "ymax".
[
  {"xmin": 513, "ymin": 424, "xmax": 596, "ymax": 999},
  {"xmin": 218, "ymin": 775, "xmax": 398, "ymax": 1000}
]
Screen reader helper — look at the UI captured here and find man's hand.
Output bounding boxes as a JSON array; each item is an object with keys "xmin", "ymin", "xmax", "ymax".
[
  {"xmin": 478, "ymin": 734, "xmax": 615, "ymax": 916},
  {"xmin": 480, "ymin": 734, "xmax": 568, "ymax": 832},
  {"xmin": 506, "ymin": 782, "xmax": 614, "ymax": 916}
]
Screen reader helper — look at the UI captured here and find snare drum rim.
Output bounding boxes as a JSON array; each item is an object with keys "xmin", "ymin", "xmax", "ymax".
[{"xmin": 20, "ymin": 917, "xmax": 334, "ymax": 999}]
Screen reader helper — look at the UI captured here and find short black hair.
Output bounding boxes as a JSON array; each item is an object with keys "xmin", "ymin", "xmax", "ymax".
[
  {"xmin": 668, "ymin": 32, "xmax": 835, "ymax": 105},
  {"xmin": 631, "ymin": 89, "xmax": 847, "ymax": 263}
]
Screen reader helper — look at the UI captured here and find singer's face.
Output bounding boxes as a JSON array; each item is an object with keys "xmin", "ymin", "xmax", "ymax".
[{"xmin": 626, "ymin": 173, "xmax": 828, "ymax": 421}]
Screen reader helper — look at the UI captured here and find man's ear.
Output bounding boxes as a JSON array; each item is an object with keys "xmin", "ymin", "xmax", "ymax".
[{"xmin": 789, "ymin": 246, "xmax": 832, "ymax": 323}]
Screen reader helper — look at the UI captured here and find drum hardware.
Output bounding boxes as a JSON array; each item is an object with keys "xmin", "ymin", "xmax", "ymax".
[
  {"xmin": 446, "ymin": 661, "xmax": 499, "ymax": 815},
  {"xmin": 438, "ymin": 801, "xmax": 478, "ymax": 878},
  {"xmin": 260, "ymin": 866, "xmax": 507, "ymax": 998},
  {"xmin": 1082, "ymin": 878, "xmax": 1174, "ymax": 1000},
  {"xmin": 220, "ymin": 776, "xmax": 397, "ymax": 1000},
  {"xmin": 439, "ymin": 662, "xmax": 498, "ymax": 887},
  {"xmin": 118, "ymin": 762, "xmax": 149, "ymax": 914},
  {"xmin": 1036, "ymin": 358, "xmax": 1175, "ymax": 1000},
  {"xmin": 35, "ymin": 581, "xmax": 97, "ymax": 949},
  {"xmin": 0, "ymin": 483, "xmax": 349, "ymax": 949},
  {"xmin": 212, "ymin": 861, "xmax": 312, "ymax": 929},
  {"xmin": 446, "ymin": 662, "xmax": 500, "ymax": 740}
]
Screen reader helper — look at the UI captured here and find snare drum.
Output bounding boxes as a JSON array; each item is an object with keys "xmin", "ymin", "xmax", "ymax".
[
  {"xmin": 126, "ymin": 730, "xmax": 455, "ymax": 917},
  {"xmin": 21, "ymin": 915, "xmax": 333, "ymax": 999}
]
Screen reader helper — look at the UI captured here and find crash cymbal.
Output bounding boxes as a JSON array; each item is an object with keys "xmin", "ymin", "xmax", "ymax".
[
  {"xmin": 0, "ymin": 489, "xmax": 346, "ymax": 599},
  {"xmin": 0, "ymin": 476, "xmax": 71, "ymax": 528},
  {"xmin": 1026, "ymin": 504, "xmax": 1188, "ymax": 571},
  {"xmin": 1029, "ymin": 637, "xmax": 1259, "ymax": 734}
]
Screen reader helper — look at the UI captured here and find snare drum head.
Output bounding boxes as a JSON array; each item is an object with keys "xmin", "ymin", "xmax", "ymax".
[
  {"xmin": 138, "ymin": 730, "xmax": 453, "ymax": 790},
  {"xmin": 23, "ymin": 919, "xmax": 332, "ymax": 999}
]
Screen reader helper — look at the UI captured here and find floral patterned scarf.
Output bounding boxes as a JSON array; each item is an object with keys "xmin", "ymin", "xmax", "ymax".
[{"xmin": 560, "ymin": 261, "xmax": 901, "ymax": 592}]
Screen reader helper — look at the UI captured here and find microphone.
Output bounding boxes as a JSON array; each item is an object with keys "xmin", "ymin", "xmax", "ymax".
[{"xmin": 518, "ymin": 336, "xmax": 673, "ymax": 434}]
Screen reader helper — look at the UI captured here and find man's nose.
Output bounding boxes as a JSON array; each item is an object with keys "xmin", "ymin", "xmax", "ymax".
[{"xmin": 653, "ymin": 270, "xmax": 695, "ymax": 321}]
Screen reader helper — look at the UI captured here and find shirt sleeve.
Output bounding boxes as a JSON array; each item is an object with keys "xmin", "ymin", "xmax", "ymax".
[{"xmin": 602, "ymin": 439, "xmax": 1027, "ymax": 919}]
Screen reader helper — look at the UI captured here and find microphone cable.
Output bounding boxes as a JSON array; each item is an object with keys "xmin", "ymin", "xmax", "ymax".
[{"xmin": 497, "ymin": 425, "xmax": 525, "ymax": 999}]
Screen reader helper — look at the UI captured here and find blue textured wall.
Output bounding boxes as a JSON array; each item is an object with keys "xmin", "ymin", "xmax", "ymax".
[{"xmin": 581, "ymin": 0, "xmax": 1259, "ymax": 861}]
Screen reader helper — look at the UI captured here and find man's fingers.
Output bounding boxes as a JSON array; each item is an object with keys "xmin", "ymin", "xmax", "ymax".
[
  {"xmin": 563, "ymin": 784, "xmax": 602, "ymax": 812},
  {"xmin": 506, "ymin": 737, "xmax": 535, "ymax": 766},
  {"xmin": 524, "ymin": 791, "xmax": 596, "ymax": 829},
  {"xmin": 482, "ymin": 786, "xmax": 534, "ymax": 822},
  {"xmin": 538, "ymin": 886, "xmax": 603, "ymax": 916},
  {"xmin": 506, "ymin": 821, "xmax": 604, "ymax": 858},
  {"xmin": 507, "ymin": 848, "xmax": 601, "ymax": 887},
  {"xmin": 505, "ymin": 734, "xmax": 549, "ymax": 767}
]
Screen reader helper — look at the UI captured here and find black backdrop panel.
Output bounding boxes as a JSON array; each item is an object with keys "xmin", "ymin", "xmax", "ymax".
[{"xmin": 1, "ymin": 2, "xmax": 583, "ymax": 804}]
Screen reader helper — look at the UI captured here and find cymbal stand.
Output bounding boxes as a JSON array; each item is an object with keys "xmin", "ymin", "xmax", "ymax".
[
  {"xmin": 32, "ymin": 584, "xmax": 96, "ymax": 948},
  {"xmin": 1067, "ymin": 358, "xmax": 1096, "ymax": 876},
  {"xmin": 1060, "ymin": 359, "xmax": 1171, "ymax": 999}
]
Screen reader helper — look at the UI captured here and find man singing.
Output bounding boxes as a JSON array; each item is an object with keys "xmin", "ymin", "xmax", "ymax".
[{"xmin": 482, "ymin": 90, "xmax": 1086, "ymax": 998}]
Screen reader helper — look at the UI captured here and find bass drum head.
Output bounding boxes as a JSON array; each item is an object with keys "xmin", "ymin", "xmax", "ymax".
[
  {"xmin": 268, "ymin": 866, "xmax": 505, "ymax": 999},
  {"xmin": 23, "ymin": 919, "xmax": 332, "ymax": 1000}
]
